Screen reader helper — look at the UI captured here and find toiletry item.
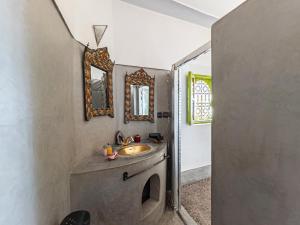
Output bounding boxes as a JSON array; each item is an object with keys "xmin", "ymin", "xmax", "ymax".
[
  {"xmin": 134, "ymin": 134, "xmax": 141, "ymax": 143},
  {"xmin": 102, "ymin": 147, "xmax": 107, "ymax": 156},
  {"xmin": 149, "ymin": 133, "xmax": 163, "ymax": 142},
  {"xmin": 107, "ymin": 151, "xmax": 118, "ymax": 161},
  {"xmin": 106, "ymin": 143, "xmax": 113, "ymax": 156}
]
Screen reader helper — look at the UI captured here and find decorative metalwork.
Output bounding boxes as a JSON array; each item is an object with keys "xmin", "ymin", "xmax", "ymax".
[
  {"xmin": 192, "ymin": 80, "xmax": 212, "ymax": 122},
  {"xmin": 83, "ymin": 46, "xmax": 114, "ymax": 120},
  {"xmin": 124, "ymin": 68, "xmax": 155, "ymax": 123}
]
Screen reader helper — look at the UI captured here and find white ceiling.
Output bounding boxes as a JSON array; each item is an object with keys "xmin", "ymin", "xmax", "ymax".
[
  {"xmin": 173, "ymin": 0, "xmax": 247, "ymax": 18},
  {"xmin": 121, "ymin": 0, "xmax": 246, "ymax": 26},
  {"xmin": 120, "ymin": 0, "xmax": 218, "ymax": 28}
]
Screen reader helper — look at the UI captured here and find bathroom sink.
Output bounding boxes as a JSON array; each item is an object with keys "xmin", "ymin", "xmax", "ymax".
[{"xmin": 118, "ymin": 144, "xmax": 151, "ymax": 156}]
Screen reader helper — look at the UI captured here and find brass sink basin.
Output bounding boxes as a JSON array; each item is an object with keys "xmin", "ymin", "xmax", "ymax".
[{"xmin": 118, "ymin": 144, "xmax": 151, "ymax": 156}]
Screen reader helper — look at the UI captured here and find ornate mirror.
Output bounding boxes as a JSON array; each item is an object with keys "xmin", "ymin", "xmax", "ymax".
[
  {"xmin": 124, "ymin": 69, "xmax": 155, "ymax": 123},
  {"xmin": 83, "ymin": 47, "xmax": 114, "ymax": 120}
]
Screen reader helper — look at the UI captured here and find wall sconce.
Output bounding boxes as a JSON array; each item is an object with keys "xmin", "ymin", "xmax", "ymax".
[{"xmin": 93, "ymin": 25, "xmax": 107, "ymax": 47}]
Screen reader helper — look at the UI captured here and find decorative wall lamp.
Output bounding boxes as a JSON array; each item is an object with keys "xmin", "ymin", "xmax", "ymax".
[{"xmin": 93, "ymin": 25, "xmax": 107, "ymax": 47}]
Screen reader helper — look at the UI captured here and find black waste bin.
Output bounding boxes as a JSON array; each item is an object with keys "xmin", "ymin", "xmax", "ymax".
[{"xmin": 60, "ymin": 210, "xmax": 90, "ymax": 225}]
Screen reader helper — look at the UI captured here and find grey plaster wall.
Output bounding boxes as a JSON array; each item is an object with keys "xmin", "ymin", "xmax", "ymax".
[
  {"xmin": 73, "ymin": 60, "xmax": 170, "ymax": 164},
  {"xmin": 0, "ymin": 0, "xmax": 78, "ymax": 224},
  {"xmin": 212, "ymin": 0, "xmax": 300, "ymax": 224},
  {"xmin": 0, "ymin": 1, "xmax": 170, "ymax": 224}
]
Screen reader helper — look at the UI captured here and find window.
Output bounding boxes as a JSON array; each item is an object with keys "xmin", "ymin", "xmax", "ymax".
[{"xmin": 187, "ymin": 72, "xmax": 212, "ymax": 125}]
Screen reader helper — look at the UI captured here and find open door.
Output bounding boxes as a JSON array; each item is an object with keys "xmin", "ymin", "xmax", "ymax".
[{"xmin": 169, "ymin": 42, "xmax": 211, "ymax": 213}]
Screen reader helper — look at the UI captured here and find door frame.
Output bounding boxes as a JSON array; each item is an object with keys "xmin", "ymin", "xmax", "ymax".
[{"xmin": 170, "ymin": 41, "xmax": 211, "ymax": 211}]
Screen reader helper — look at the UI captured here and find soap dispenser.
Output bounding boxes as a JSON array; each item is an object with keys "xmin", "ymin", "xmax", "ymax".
[{"xmin": 106, "ymin": 143, "xmax": 113, "ymax": 156}]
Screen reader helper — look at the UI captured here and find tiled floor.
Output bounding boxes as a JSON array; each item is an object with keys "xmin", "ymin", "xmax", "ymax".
[{"xmin": 158, "ymin": 209, "xmax": 184, "ymax": 225}]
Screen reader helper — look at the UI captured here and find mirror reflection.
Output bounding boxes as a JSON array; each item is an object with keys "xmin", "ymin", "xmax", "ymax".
[
  {"xmin": 131, "ymin": 85, "xmax": 149, "ymax": 116},
  {"xmin": 91, "ymin": 65, "xmax": 108, "ymax": 109}
]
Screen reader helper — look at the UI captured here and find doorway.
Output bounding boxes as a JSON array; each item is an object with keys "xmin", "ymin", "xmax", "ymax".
[{"xmin": 170, "ymin": 42, "xmax": 212, "ymax": 225}]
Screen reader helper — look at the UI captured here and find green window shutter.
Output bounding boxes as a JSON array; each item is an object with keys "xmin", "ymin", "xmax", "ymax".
[
  {"xmin": 187, "ymin": 72, "xmax": 212, "ymax": 125},
  {"xmin": 187, "ymin": 72, "xmax": 193, "ymax": 125}
]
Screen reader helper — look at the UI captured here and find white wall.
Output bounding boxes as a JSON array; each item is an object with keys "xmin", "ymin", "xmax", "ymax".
[
  {"xmin": 54, "ymin": 0, "xmax": 115, "ymax": 56},
  {"xmin": 54, "ymin": 0, "xmax": 211, "ymax": 70},
  {"xmin": 180, "ymin": 51, "xmax": 211, "ymax": 172},
  {"xmin": 113, "ymin": 0, "xmax": 210, "ymax": 69}
]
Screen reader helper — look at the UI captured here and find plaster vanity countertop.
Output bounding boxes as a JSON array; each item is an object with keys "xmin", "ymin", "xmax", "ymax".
[
  {"xmin": 70, "ymin": 142, "xmax": 167, "ymax": 225},
  {"xmin": 72, "ymin": 142, "xmax": 167, "ymax": 175}
]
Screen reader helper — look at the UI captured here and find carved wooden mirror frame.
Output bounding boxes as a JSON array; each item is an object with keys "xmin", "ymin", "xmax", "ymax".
[
  {"xmin": 124, "ymin": 68, "xmax": 155, "ymax": 123},
  {"xmin": 83, "ymin": 47, "xmax": 114, "ymax": 121}
]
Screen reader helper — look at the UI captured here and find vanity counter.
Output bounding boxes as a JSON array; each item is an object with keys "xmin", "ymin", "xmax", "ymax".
[{"xmin": 71, "ymin": 142, "xmax": 167, "ymax": 175}]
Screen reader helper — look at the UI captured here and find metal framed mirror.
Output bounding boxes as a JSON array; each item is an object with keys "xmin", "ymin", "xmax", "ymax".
[
  {"xmin": 83, "ymin": 47, "xmax": 114, "ymax": 121},
  {"xmin": 124, "ymin": 68, "xmax": 155, "ymax": 123}
]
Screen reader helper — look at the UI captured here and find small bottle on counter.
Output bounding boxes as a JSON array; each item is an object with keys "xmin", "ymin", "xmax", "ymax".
[
  {"xmin": 134, "ymin": 134, "xmax": 141, "ymax": 143},
  {"xmin": 101, "ymin": 146, "xmax": 107, "ymax": 156},
  {"xmin": 106, "ymin": 143, "xmax": 113, "ymax": 156}
]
